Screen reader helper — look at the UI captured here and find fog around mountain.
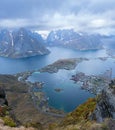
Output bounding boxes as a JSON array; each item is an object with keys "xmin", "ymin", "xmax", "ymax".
[{"xmin": 0, "ymin": 0, "xmax": 115, "ymax": 35}]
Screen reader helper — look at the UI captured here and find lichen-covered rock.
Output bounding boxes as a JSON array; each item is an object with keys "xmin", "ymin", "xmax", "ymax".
[{"xmin": 92, "ymin": 80, "xmax": 115, "ymax": 122}]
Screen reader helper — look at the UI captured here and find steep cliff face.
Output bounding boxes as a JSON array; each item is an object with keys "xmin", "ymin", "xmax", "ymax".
[
  {"xmin": 0, "ymin": 28, "xmax": 50, "ymax": 58},
  {"xmin": 0, "ymin": 87, "xmax": 8, "ymax": 106},
  {"xmin": 47, "ymin": 29, "xmax": 102, "ymax": 50},
  {"xmin": 92, "ymin": 80, "xmax": 115, "ymax": 122}
]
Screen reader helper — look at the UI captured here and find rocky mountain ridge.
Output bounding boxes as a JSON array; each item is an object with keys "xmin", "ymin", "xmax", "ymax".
[
  {"xmin": 92, "ymin": 80, "xmax": 115, "ymax": 122},
  {"xmin": 0, "ymin": 28, "xmax": 50, "ymax": 58},
  {"xmin": 47, "ymin": 29, "xmax": 103, "ymax": 50}
]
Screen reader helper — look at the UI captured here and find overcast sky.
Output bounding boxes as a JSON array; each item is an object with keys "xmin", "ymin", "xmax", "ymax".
[{"xmin": 0, "ymin": 0, "xmax": 115, "ymax": 35}]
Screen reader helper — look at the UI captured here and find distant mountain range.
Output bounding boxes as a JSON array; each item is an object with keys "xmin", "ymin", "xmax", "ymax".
[
  {"xmin": 0, "ymin": 28, "xmax": 50, "ymax": 58},
  {"xmin": 46, "ymin": 29, "xmax": 103, "ymax": 50},
  {"xmin": 0, "ymin": 28, "xmax": 115, "ymax": 58}
]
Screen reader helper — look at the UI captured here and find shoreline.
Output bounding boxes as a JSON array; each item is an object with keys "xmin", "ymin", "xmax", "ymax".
[{"xmin": 14, "ymin": 57, "xmax": 113, "ymax": 116}]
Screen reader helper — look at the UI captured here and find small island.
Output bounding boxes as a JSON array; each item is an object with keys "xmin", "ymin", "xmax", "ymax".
[
  {"xmin": 39, "ymin": 58, "xmax": 88, "ymax": 73},
  {"xmin": 98, "ymin": 57, "xmax": 108, "ymax": 61},
  {"xmin": 54, "ymin": 88, "xmax": 63, "ymax": 92}
]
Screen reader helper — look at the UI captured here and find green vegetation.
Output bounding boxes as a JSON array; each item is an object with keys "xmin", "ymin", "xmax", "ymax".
[
  {"xmin": 2, "ymin": 116, "xmax": 16, "ymax": 127},
  {"xmin": 25, "ymin": 122, "xmax": 43, "ymax": 129},
  {"xmin": 101, "ymin": 123, "xmax": 109, "ymax": 130},
  {"xmin": 39, "ymin": 58, "xmax": 86, "ymax": 73},
  {"xmin": 49, "ymin": 123, "xmax": 58, "ymax": 130},
  {"xmin": 0, "ymin": 106, "xmax": 16, "ymax": 127},
  {"xmin": 61, "ymin": 98, "xmax": 96, "ymax": 126},
  {"xmin": 0, "ymin": 106, "xmax": 9, "ymax": 116},
  {"xmin": 48, "ymin": 98, "xmax": 97, "ymax": 130},
  {"xmin": 0, "ymin": 75, "xmax": 114, "ymax": 130},
  {"xmin": 0, "ymin": 74, "xmax": 62, "ymax": 129}
]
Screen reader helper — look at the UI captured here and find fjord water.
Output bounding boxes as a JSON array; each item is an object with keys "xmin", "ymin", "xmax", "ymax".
[
  {"xmin": 0, "ymin": 47, "xmax": 109, "ymax": 74},
  {"xmin": 29, "ymin": 69, "xmax": 94, "ymax": 112},
  {"xmin": 0, "ymin": 47, "xmax": 115, "ymax": 112}
]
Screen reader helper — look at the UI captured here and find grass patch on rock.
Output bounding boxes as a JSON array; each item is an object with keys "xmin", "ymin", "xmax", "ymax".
[{"xmin": 61, "ymin": 98, "xmax": 96, "ymax": 126}]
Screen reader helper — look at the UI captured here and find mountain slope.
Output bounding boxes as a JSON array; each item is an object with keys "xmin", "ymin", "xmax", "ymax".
[
  {"xmin": 47, "ymin": 29, "xmax": 102, "ymax": 50},
  {"xmin": 0, "ymin": 28, "xmax": 50, "ymax": 58}
]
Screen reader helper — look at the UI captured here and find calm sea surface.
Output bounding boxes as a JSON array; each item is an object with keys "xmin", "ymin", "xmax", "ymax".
[{"xmin": 0, "ymin": 47, "xmax": 115, "ymax": 112}]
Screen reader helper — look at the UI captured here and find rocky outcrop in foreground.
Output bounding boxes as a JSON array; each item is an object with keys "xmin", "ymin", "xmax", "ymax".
[
  {"xmin": 92, "ymin": 80, "xmax": 115, "ymax": 122},
  {"xmin": 0, "ymin": 74, "xmax": 115, "ymax": 130}
]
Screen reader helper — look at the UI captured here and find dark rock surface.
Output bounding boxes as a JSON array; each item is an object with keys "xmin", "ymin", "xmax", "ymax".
[
  {"xmin": 92, "ymin": 80, "xmax": 115, "ymax": 122},
  {"xmin": 0, "ymin": 87, "xmax": 8, "ymax": 106}
]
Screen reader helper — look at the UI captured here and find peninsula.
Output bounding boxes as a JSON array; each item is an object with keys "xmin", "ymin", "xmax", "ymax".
[{"xmin": 39, "ymin": 58, "xmax": 88, "ymax": 73}]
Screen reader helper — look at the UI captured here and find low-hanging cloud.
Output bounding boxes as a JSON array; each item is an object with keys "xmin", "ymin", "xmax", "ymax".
[{"xmin": 0, "ymin": 0, "xmax": 115, "ymax": 35}]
